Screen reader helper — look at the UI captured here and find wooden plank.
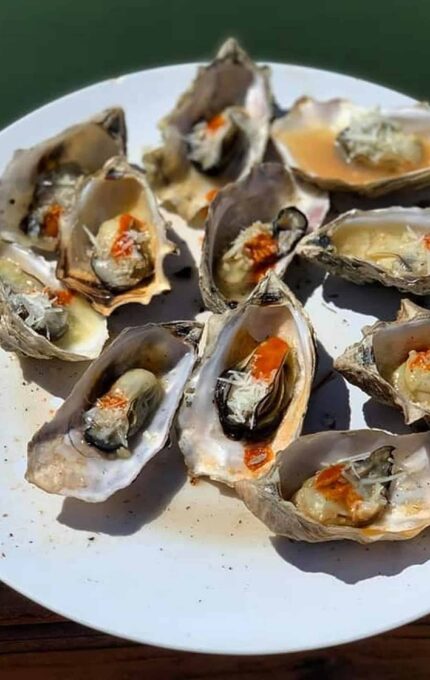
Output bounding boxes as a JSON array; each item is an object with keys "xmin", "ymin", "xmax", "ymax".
[
  {"xmin": 0, "ymin": 584, "xmax": 62, "ymax": 626},
  {"xmin": 2, "ymin": 583, "xmax": 430, "ymax": 679}
]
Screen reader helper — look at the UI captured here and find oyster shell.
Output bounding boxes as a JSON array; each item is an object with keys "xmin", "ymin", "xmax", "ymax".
[
  {"xmin": 0, "ymin": 240, "xmax": 107, "ymax": 361},
  {"xmin": 57, "ymin": 157, "xmax": 175, "ymax": 316},
  {"xmin": 297, "ymin": 207, "xmax": 430, "ymax": 294},
  {"xmin": 237, "ymin": 429, "xmax": 430, "ymax": 543},
  {"xmin": 199, "ymin": 162, "xmax": 329, "ymax": 312},
  {"xmin": 271, "ymin": 98, "xmax": 430, "ymax": 195},
  {"xmin": 143, "ymin": 38, "xmax": 273, "ymax": 225},
  {"xmin": 335, "ymin": 299, "xmax": 430, "ymax": 424},
  {"xmin": 26, "ymin": 321, "xmax": 202, "ymax": 501},
  {"xmin": 177, "ymin": 271, "xmax": 315, "ymax": 485},
  {"xmin": 0, "ymin": 108, "xmax": 126, "ymax": 252}
]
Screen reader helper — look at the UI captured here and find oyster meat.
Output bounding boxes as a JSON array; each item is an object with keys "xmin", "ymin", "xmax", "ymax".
[
  {"xmin": 144, "ymin": 38, "xmax": 274, "ymax": 225},
  {"xmin": 272, "ymin": 98, "xmax": 430, "ymax": 195},
  {"xmin": 26, "ymin": 322, "xmax": 202, "ymax": 501},
  {"xmin": 0, "ymin": 240, "xmax": 107, "ymax": 360},
  {"xmin": 237, "ymin": 429, "xmax": 430, "ymax": 542},
  {"xmin": 335, "ymin": 299, "xmax": 430, "ymax": 424},
  {"xmin": 57, "ymin": 157, "xmax": 175, "ymax": 315},
  {"xmin": 199, "ymin": 163, "xmax": 329, "ymax": 312},
  {"xmin": 297, "ymin": 207, "xmax": 430, "ymax": 294},
  {"xmin": 0, "ymin": 108, "xmax": 126, "ymax": 252},
  {"xmin": 178, "ymin": 271, "xmax": 315, "ymax": 485}
]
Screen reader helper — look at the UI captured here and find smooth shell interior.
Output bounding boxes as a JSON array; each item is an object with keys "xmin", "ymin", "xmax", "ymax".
[
  {"xmin": 26, "ymin": 324, "xmax": 198, "ymax": 501},
  {"xmin": 179, "ymin": 283, "xmax": 314, "ymax": 485}
]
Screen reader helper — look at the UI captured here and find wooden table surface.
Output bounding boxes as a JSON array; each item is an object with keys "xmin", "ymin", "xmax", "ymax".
[{"xmin": 0, "ymin": 581, "xmax": 429, "ymax": 679}]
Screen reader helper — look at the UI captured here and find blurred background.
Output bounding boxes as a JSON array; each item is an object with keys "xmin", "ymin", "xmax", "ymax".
[{"xmin": 1, "ymin": 0, "xmax": 429, "ymax": 128}]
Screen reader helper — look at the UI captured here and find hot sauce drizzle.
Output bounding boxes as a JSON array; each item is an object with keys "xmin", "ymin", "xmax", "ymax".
[
  {"xmin": 315, "ymin": 464, "xmax": 362, "ymax": 510},
  {"xmin": 110, "ymin": 214, "xmax": 147, "ymax": 259},
  {"xmin": 42, "ymin": 203, "xmax": 63, "ymax": 238},
  {"xmin": 207, "ymin": 114, "xmax": 226, "ymax": 133},
  {"xmin": 407, "ymin": 349, "xmax": 430, "ymax": 371},
  {"xmin": 250, "ymin": 336, "xmax": 290, "ymax": 382},
  {"xmin": 244, "ymin": 232, "xmax": 279, "ymax": 282},
  {"xmin": 244, "ymin": 443, "xmax": 274, "ymax": 471},
  {"xmin": 97, "ymin": 391, "xmax": 129, "ymax": 411}
]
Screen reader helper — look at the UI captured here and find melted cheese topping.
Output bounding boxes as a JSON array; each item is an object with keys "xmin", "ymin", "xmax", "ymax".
[
  {"xmin": 331, "ymin": 221, "xmax": 430, "ymax": 276},
  {"xmin": 277, "ymin": 126, "xmax": 430, "ymax": 184}
]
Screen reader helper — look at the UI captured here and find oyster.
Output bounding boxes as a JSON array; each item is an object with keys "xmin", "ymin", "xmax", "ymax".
[
  {"xmin": 271, "ymin": 98, "xmax": 430, "ymax": 195},
  {"xmin": 297, "ymin": 207, "xmax": 430, "ymax": 294},
  {"xmin": 26, "ymin": 322, "xmax": 202, "ymax": 501},
  {"xmin": 237, "ymin": 429, "xmax": 430, "ymax": 543},
  {"xmin": 57, "ymin": 157, "xmax": 175, "ymax": 315},
  {"xmin": 335, "ymin": 299, "xmax": 430, "ymax": 424},
  {"xmin": 143, "ymin": 38, "xmax": 273, "ymax": 225},
  {"xmin": 0, "ymin": 240, "xmax": 107, "ymax": 360},
  {"xmin": 0, "ymin": 108, "xmax": 126, "ymax": 252},
  {"xmin": 178, "ymin": 271, "xmax": 315, "ymax": 485},
  {"xmin": 199, "ymin": 163, "xmax": 329, "ymax": 312}
]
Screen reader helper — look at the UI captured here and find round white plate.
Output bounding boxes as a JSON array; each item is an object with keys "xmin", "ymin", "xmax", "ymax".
[{"xmin": 0, "ymin": 61, "xmax": 428, "ymax": 656}]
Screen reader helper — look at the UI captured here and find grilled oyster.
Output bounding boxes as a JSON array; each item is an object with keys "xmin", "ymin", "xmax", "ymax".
[
  {"xmin": 0, "ymin": 240, "xmax": 107, "ymax": 360},
  {"xmin": 335, "ymin": 299, "xmax": 430, "ymax": 424},
  {"xmin": 178, "ymin": 271, "xmax": 315, "ymax": 485},
  {"xmin": 199, "ymin": 163, "xmax": 329, "ymax": 312},
  {"xmin": 272, "ymin": 98, "xmax": 430, "ymax": 195},
  {"xmin": 0, "ymin": 108, "xmax": 126, "ymax": 252},
  {"xmin": 297, "ymin": 207, "xmax": 430, "ymax": 294},
  {"xmin": 237, "ymin": 429, "xmax": 430, "ymax": 542},
  {"xmin": 57, "ymin": 157, "xmax": 175, "ymax": 315},
  {"xmin": 143, "ymin": 38, "xmax": 273, "ymax": 225},
  {"xmin": 26, "ymin": 322, "xmax": 202, "ymax": 501}
]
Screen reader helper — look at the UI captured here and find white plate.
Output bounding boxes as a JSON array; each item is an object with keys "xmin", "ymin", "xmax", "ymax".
[{"xmin": 0, "ymin": 61, "xmax": 428, "ymax": 656}]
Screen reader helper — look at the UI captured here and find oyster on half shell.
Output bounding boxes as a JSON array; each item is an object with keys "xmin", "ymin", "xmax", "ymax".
[
  {"xmin": 177, "ymin": 271, "xmax": 315, "ymax": 486},
  {"xmin": 272, "ymin": 98, "xmax": 430, "ymax": 196},
  {"xmin": 335, "ymin": 299, "xmax": 430, "ymax": 424},
  {"xmin": 26, "ymin": 322, "xmax": 202, "ymax": 501},
  {"xmin": 0, "ymin": 108, "xmax": 126, "ymax": 252},
  {"xmin": 297, "ymin": 207, "xmax": 430, "ymax": 295},
  {"xmin": 199, "ymin": 162, "xmax": 329, "ymax": 312},
  {"xmin": 0, "ymin": 240, "xmax": 107, "ymax": 361},
  {"xmin": 237, "ymin": 429, "xmax": 430, "ymax": 543},
  {"xmin": 57, "ymin": 157, "xmax": 175, "ymax": 316},
  {"xmin": 143, "ymin": 38, "xmax": 274, "ymax": 225}
]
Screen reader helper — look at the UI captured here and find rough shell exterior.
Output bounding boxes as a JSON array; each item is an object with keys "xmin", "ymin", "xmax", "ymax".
[
  {"xmin": 143, "ymin": 38, "xmax": 274, "ymax": 225},
  {"xmin": 237, "ymin": 429, "xmax": 430, "ymax": 543},
  {"xmin": 297, "ymin": 207, "xmax": 430, "ymax": 295},
  {"xmin": 335, "ymin": 299, "xmax": 430, "ymax": 424}
]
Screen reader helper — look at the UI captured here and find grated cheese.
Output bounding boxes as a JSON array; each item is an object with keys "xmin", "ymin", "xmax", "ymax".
[
  {"xmin": 219, "ymin": 370, "xmax": 267, "ymax": 425},
  {"xmin": 338, "ymin": 108, "xmax": 423, "ymax": 168}
]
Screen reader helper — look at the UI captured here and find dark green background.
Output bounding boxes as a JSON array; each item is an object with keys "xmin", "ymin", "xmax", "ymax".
[{"xmin": 1, "ymin": 0, "xmax": 428, "ymax": 129}]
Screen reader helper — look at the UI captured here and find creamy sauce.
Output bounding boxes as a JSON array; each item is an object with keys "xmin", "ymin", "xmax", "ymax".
[
  {"xmin": 331, "ymin": 221, "xmax": 430, "ymax": 276},
  {"xmin": 392, "ymin": 349, "xmax": 430, "ymax": 408},
  {"xmin": 278, "ymin": 127, "xmax": 430, "ymax": 183}
]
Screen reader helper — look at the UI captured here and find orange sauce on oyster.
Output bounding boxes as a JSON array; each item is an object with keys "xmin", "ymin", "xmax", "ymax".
[
  {"xmin": 314, "ymin": 463, "xmax": 362, "ymax": 511},
  {"xmin": 42, "ymin": 203, "xmax": 63, "ymax": 238},
  {"xmin": 110, "ymin": 213, "xmax": 147, "ymax": 259},
  {"xmin": 244, "ymin": 232, "xmax": 279, "ymax": 282},
  {"xmin": 96, "ymin": 391, "xmax": 129, "ymax": 411},
  {"xmin": 45, "ymin": 288, "xmax": 74, "ymax": 306},
  {"xmin": 250, "ymin": 336, "xmax": 290, "ymax": 381},
  {"xmin": 244, "ymin": 442, "xmax": 274, "ymax": 471},
  {"xmin": 278, "ymin": 127, "xmax": 430, "ymax": 184}
]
